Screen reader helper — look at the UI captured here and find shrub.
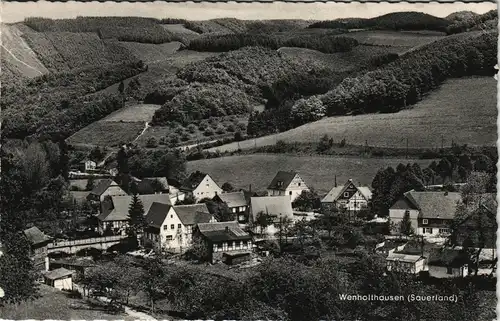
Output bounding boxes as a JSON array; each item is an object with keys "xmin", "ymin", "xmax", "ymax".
[
  {"xmin": 204, "ymin": 128, "xmax": 215, "ymax": 136},
  {"xmin": 146, "ymin": 137, "xmax": 158, "ymax": 148},
  {"xmin": 215, "ymin": 127, "xmax": 226, "ymax": 135},
  {"xmin": 169, "ymin": 135, "xmax": 180, "ymax": 147},
  {"xmin": 181, "ymin": 133, "xmax": 191, "ymax": 141},
  {"xmin": 234, "ymin": 131, "xmax": 244, "ymax": 141},
  {"xmin": 187, "ymin": 124, "xmax": 197, "ymax": 133},
  {"xmin": 226, "ymin": 124, "xmax": 236, "ymax": 132}
]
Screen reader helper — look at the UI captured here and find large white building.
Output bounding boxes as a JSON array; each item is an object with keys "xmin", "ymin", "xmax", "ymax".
[
  {"xmin": 266, "ymin": 171, "xmax": 310, "ymax": 202},
  {"xmin": 144, "ymin": 203, "xmax": 216, "ymax": 253},
  {"xmin": 179, "ymin": 171, "xmax": 223, "ymax": 201}
]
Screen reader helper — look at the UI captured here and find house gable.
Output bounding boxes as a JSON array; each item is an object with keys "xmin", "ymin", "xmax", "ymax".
[
  {"xmin": 191, "ymin": 174, "xmax": 223, "ymax": 199},
  {"xmin": 322, "ymin": 179, "xmax": 371, "ymax": 203}
]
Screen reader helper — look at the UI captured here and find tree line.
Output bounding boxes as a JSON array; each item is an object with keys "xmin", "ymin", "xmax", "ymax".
[
  {"xmin": 186, "ymin": 32, "xmax": 358, "ymax": 54},
  {"xmin": 445, "ymin": 10, "xmax": 497, "ymax": 35},
  {"xmin": 309, "ymin": 11, "xmax": 450, "ymax": 32}
]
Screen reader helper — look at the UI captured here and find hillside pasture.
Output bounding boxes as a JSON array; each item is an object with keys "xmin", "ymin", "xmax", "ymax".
[
  {"xmin": 208, "ymin": 77, "xmax": 496, "ymax": 152},
  {"xmin": 101, "ymin": 104, "xmax": 162, "ymax": 122},
  {"xmin": 67, "ymin": 121, "xmax": 146, "ymax": 148},
  {"xmin": 279, "ymin": 44, "xmax": 401, "ymax": 72},
  {"xmin": 118, "ymin": 41, "xmax": 182, "ymax": 63},
  {"xmin": 344, "ymin": 30, "xmax": 445, "ymax": 49},
  {"xmin": 187, "ymin": 154, "xmax": 435, "ymax": 194},
  {"xmin": 161, "ymin": 24, "xmax": 200, "ymax": 42}
]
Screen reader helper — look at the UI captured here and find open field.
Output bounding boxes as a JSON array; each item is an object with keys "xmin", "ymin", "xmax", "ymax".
[
  {"xmin": 161, "ymin": 24, "xmax": 201, "ymax": 42},
  {"xmin": 208, "ymin": 77, "xmax": 497, "ymax": 153},
  {"xmin": 187, "ymin": 153, "xmax": 435, "ymax": 194},
  {"xmin": 279, "ymin": 44, "xmax": 401, "ymax": 72},
  {"xmin": 101, "ymin": 104, "xmax": 162, "ymax": 122},
  {"xmin": 67, "ymin": 121, "xmax": 146, "ymax": 148},
  {"xmin": 0, "ymin": 284, "xmax": 135, "ymax": 320},
  {"xmin": 118, "ymin": 41, "xmax": 182, "ymax": 63},
  {"xmin": 345, "ymin": 30, "xmax": 445, "ymax": 48}
]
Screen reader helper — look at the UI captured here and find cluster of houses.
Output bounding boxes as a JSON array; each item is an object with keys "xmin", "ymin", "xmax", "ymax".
[{"xmin": 7, "ymin": 167, "xmax": 494, "ymax": 293}]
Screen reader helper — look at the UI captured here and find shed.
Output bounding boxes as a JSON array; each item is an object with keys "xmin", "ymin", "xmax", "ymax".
[{"xmin": 44, "ymin": 268, "xmax": 74, "ymax": 291}]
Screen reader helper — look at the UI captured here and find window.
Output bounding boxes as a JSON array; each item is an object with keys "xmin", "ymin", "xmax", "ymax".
[
  {"xmin": 236, "ymin": 241, "xmax": 241, "ymax": 249},
  {"xmin": 178, "ymin": 224, "xmax": 182, "ymax": 229},
  {"xmin": 446, "ymin": 267, "xmax": 453, "ymax": 275},
  {"xmin": 233, "ymin": 208, "xmax": 237, "ymax": 213},
  {"xmin": 298, "ymin": 183, "xmax": 301, "ymax": 186},
  {"xmin": 344, "ymin": 192, "xmax": 349, "ymax": 197},
  {"xmin": 222, "ymin": 242, "xmax": 228, "ymax": 251},
  {"xmin": 163, "ymin": 225, "xmax": 168, "ymax": 230},
  {"xmin": 289, "ymin": 191, "xmax": 292, "ymax": 195},
  {"xmin": 423, "ymin": 227, "xmax": 433, "ymax": 234},
  {"xmin": 422, "ymin": 219, "xmax": 428, "ymax": 225},
  {"xmin": 206, "ymin": 184, "xmax": 209, "ymax": 187},
  {"xmin": 166, "ymin": 235, "xmax": 173, "ymax": 241},
  {"xmin": 171, "ymin": 224, "xmax": 175, "ymax": 229},
  {"xmin": 439, "ymin": 228, "xmax": 450, "ymax": 234}
]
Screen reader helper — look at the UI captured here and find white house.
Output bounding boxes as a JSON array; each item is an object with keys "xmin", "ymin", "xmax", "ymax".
[
  {"xmin": 213, "ymin": 191, "xmax": 249, "ymax": 223},
  {"xmin": 179, "ymin": 171, "xmax": 223, "ymax": 201},
  {"xmin": 267, "ymin": 171, "xmax": 310, "ymax": 202},
  {"xmin": 321, "ymin": 179, "xmax": 372, "ymax": 212},
  {"xmin": 389, "ymin": 191, "xmax": 461, "ymax": 236},
  {"xmin": 79, "ymin": 160, "xmax": 97, "ymax": 172},
  {"xmin": 43, "ymin": 268, "xmax": 74, "ymax": 291},
  {"xmin": 144, "ymin": 203, "xmax": 216, "ymax": 253},
  {"xmin": 427, "ymin": 248, "xmax": 469, "ymax": 278}
]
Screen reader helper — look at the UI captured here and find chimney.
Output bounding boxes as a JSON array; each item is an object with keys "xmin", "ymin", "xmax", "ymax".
[
  {"xmin": 225, "ymin": 226, "xmax": 229, "ymax": 233},
  {"xmin": 444, "ymin": 191, "xmax": 448, "ymax": 196},
  {"xmin": 249, "ymin": 184, "xmax": 252, "ymax": 193},
  {"xmin": 334, "ymin": 175, "xmax": 337, "ymax": 187}
]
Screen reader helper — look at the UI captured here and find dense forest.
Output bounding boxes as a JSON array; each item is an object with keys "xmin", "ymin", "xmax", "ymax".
[
  {"xmin": 309, "ymin": 12, "xmax": 451, "ymax": 31},
  {"xmin": 186, "ymin": 32, "xmax": 357, "ymax": 53},
  {"xmin": 2, "ymin": 61, "xmax": 146, "ymax": 139},
  {"xmin": 445, "ymin": 10, "xmax": 497, "ymax": 35}
]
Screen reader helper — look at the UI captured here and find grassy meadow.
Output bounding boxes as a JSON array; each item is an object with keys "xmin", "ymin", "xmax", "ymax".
[
  {"xmin": 208, "ymin": 76, "xmax": 497, "ymax": 153},
  {"xmin": 187, "ymin": 153, "xmax": 436, "ymax": 194}
]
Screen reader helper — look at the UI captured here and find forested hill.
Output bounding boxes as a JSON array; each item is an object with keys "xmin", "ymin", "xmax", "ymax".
[{"xmin": 1, "ymin": 11, "xmax": 497, "ymax": 143}]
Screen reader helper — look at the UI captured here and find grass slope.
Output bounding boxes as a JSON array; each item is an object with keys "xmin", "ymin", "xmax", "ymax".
[
  {"xmin": 208, "ymin": 77, "xmax": 496, "ymax": 152},
  {"xmin": 344, "ymin": 30, "xmax": 444, "ymax": 49},
  {"xmin": 117, "ymin": 41, "xmax": 182, "ymax": 63},
  {"xmin": 67, "ymin": 121, "xmax": 146, "ymax": 148},
  {"xmin": 187, "ymin": 154, "xmax": 435, "ymax": 194},
  {"xmin": 101, "ymin": 104, "xmax": 162, "ymax": 122},
  {"xmin": 0, "ymin": 284, "xmax": 135, "ymax": 320}
]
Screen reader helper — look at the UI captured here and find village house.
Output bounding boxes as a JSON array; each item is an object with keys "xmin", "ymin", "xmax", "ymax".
[
  {"xmin": 180, "ymin": 171, "xmax": 223, "ymax": 201},
  {"xmin": 43, "ymin": 268, "xmax": 74, "ymax": 291},
  {"xmin": 86, "ymin": 179, "xmax": 127, "ymax": 205},
  {"xmin": 389, "ymin": 190, "xmax": 462, "ymax": 236},
  {"xmin": 385, "ymin": 244, "xmax": 426, "ymax": 274},
  {"xmin": 79, "ymin": 160, "xmax": 97, "ymax": 172},
  {"xmin": 249, "ymin": 196, "xmax": 294, "ymax": 235},
  {"xmin": 97, "ymin": 194, "xmax": 173, "ymax": 235},
  {"xmin": 321, "ymin": 179, "xmax": 372, "ymax": 212},
  {"xmin": 427, "ymin": 248, "xmax": 469, "ymax": 278},
  {"xmin": 267, "ymin": 171, "xmax": 310, "ymax": 202},
  {"xmin": 213, "ymin": 191, "xmax": 249, "ymax": 223},
  {"xmin": 194, "ymin": 221, "xmax": 253, "ymax": 264},
  {"xmin": 144, "ymin": 203, "xmax": 215, "ymax": 253},
  {"xmin": 49, "ymin": 258, "xmax": 95, "ymax": 281},
  {"xmin": 23, "ymin": 226, "xmax": 51, "ymax": 272}
]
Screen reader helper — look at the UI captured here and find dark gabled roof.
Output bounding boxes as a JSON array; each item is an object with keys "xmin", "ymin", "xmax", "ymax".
[
  {"xmin": 174, "ymin": 204, "xmax": 212, "ymax": 226},
  {"xmin": 180, "ymin": 171, "xmax": 208, "ymax": 191},
  {"xmin": 97, "ymin": 194, "xmax": 172, "ymax": 222},
  {"xmin": 89, "ymin": 178, "xmax": 115, "ymax": 196},
  {"xmin": 197, "ymin": 221, "xmax": 251, "ymax": 242},
  {"xmin": 145, "ymin": 202, "xmax": 172, "ymax": 229},
  {"xmin": 136, "ymin": 177, "xmax": 169, "ymax": 194},
  {"xmin": 391, "ymin": 191, "xmax": 462, "ymax": 220},
  {"xmin": 428, "ymin": 248, "xmax": 468, "ymax": 267},
  {"xmin": 215, "ymin": 192, "xmax": 248, "ymax": 208},
  {"xmin": 23, "ymin": 226, "xmax": 51, "ymax": 245},
  {"xmin": 44, "ymin": 267, "xmax": 73, "ymax": 280},
  {"xmin": 267, "ymin": 171, "xmax": 297, "ymax": 191}
]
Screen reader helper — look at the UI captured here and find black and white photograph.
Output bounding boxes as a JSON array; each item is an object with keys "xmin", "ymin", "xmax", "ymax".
[{"xmin": 0, "ymin": 1, "xmax": 498, "ymax": 320}]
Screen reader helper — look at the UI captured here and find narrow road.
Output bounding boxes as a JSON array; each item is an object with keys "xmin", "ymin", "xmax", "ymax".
[
  {"xmin": 1, "ymin": 44, "xmax": 44, "ymax": 75},
  {"xmin": 133, "ymin": 121, "xmax": 150, "ymax": 143}
]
